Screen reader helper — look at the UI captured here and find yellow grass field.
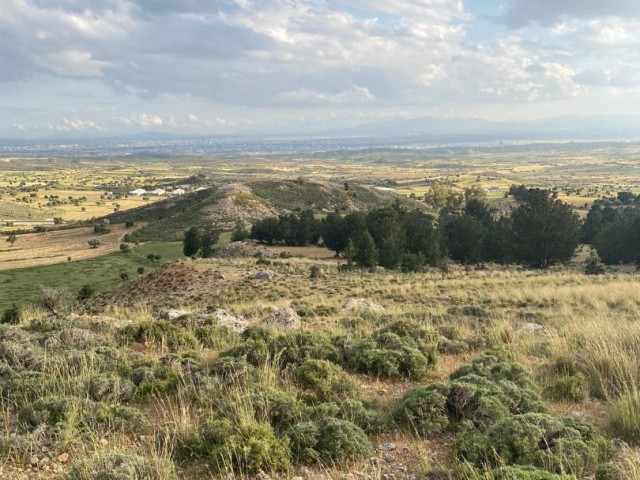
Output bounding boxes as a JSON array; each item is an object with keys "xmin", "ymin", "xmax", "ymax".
[{"xmin": 0, "ymin": 224, "xmax": 132, "ymax": 270}]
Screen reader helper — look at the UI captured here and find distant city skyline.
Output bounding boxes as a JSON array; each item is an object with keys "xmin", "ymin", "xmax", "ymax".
[{"xmin": 2, "ymin": 1, "xmax": 640, "ymax": 138}]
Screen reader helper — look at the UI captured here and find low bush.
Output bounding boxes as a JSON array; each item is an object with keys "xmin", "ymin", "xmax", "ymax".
[
  {"xmin": 596, "ymin": 464, "xmax": 622, "ymax": 480},
  {"xmin": 65, "ymin": 452, "xmax": 177, "ymax": 480},
  {"xmin": 294, "ymin": 359, "xmax": 357, "ymax": 403},
  {"xmin": 346, "ymin": 320, "xmax": 437, "ymax": 380},
  {"xmin": 194, "ymin": 417, "xmax": 290, "ymax": 474},
  {"xmin": 490, "ymin": 466, "xmax": 562, "ymax": 479},
  {"xmin": 454, "ymin": 413, "xmax": 615, "ymax": 477},
  {"xmin": 221, "ymin": 331, "xmax": 342, "ymax": 369},
  {"xmin": 286, "ymin": 418, "xmax": 373, "ymax": 466},
  {"xmin": 117, "ymin": 321, "xmax": 197, "ymax": 351}
]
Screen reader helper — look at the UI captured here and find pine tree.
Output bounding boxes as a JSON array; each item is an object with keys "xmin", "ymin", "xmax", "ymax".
[{"xmin": 183, "ymin": 227, "xmax": 201, "ymax": 257}]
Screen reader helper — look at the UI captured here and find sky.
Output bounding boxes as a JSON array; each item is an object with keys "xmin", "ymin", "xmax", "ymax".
[{"xmin": 1, "ymin": 0, "xmax": 640, "ymax": 138}]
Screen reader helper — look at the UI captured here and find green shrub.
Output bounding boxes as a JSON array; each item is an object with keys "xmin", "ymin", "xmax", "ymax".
[
  {"xmin": 1, "ymin": 304, "xmax": 21, "ymax": 325},
  {"xmin": 346, "ymin": 321, "xmax": 437, "ymax": 380},
  {"xmin": 596, "ymin": 464, "xmax": 622, "ymax": 480},
  {"xmin": 294, "ymin": 359, "xmax": 356, "ymax": 403},
  {"xmin": 286, "ymin": 418, "xmax": 373, "ymax": 466},
  {"xmin": 221, "ymin": 331, "xmax": 342, "ymax": 369},
  {"xmin": 132, "ymin": 354, "xmax": 203, "ymax": 398},
  {"xmin": 392, "ymin": 383, "xmax": 450, "ymax": 436},
  {"xmin": 454, "ymin": 413, "xmax": 615, "ymax": 477},
  {"xmin": 195, "ymin": 418, "xmax": 290, "ymax": 474},
  {"xmin": 252, "ymin": 389, "xmax": 302, "ymax": 432},
  {"xmin": 194, "ymin": 324, "xmax": 237, "ymax": 349},
  {"xmin": 544, "ymin": 373, "xmax": 590, "ymax": 402},
  {"xmin": 450, "ymin": 355, "xmax": 537, "ymax": 390},
  {"xmin": 117, "ymin": 321, "xmax": 197, "ymax": 351},
  {"xmin": 85, "ymin": 374, "xmax": 136, "ymax": 402},
  {"xmin": 490, "ymin": 466, "xmax": 562, "ymax": 479},
  {"xmin": 65, "ymin": 452, "xmax": 177, "ymax": 480}
]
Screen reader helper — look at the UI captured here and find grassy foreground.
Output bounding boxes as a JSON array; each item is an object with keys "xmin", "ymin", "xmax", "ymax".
[{"xmin": 1, "ymin": 254, "xmax": 640, "ymax": 479}]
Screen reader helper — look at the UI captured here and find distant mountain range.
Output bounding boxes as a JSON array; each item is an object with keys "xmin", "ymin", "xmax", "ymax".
[
  {"xmin": 1, "ymin": 114, "xmax": 639, "ymax": 152},
  {"xmin": 335, "ymin": 114, "xmax": 640, "ymax": 140}
]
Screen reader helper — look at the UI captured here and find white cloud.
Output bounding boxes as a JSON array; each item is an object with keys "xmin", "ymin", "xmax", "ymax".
[
  {"xmin": 35, "ymin": 50, "xmax": 111, "ymax": 77},
  {"xmin": 126, "ymin": 113, "xmax": 164, "ymax": 127},
  {"xmin": 2, "ymin": 0, "xmax": 640, "ymax": 135}
]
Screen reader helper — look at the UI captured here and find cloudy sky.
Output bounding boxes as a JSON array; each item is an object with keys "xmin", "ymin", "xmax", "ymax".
[{"xmin": 1, "ymin": 0, "xmax": 639, "ymax": 137}]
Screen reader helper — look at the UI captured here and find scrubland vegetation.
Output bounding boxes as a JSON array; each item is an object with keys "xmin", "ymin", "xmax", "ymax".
[
  {"xmin": 1, "ymin": 255, "xmax": 640, "ymax": 479},
  {"xmin": 2, "ymin": 144, "xmax": 640, "ymax": 479}
]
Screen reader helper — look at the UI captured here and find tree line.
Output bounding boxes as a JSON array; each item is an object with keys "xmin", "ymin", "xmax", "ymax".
[{"xmin": 249, "ymin": 187, "xmax": 585, "ymax": 270}]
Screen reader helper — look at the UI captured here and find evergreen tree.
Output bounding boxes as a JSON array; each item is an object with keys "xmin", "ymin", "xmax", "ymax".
[
  {"xmin": 200, "ymin": 226, "xmax": 220, "ymax": 258},
  {"xmin": 354, "ymin": 231, "xmax": 378, "ymax": 271},
  {"xmin": 322, "ymin": 211, "xmax": 350, "ymax": 256},
  {"xmin": 511, "ymin": 189, "xmax": 581, "ymax": 268},
  {"xmin": 183, "ymin": 226, "xmax": 201, "ymax": 257}
]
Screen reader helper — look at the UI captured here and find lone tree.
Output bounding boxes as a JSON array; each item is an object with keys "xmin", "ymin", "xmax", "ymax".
[
  {"xmin": 6, "ymin": 233, "xmax": 16, "ymax": 246},
  {"xmin": 200, "ymin": 226, "xmax": 221, "ymax": 258},
  {"xmin": 88, "ymin": 238, "xmax": 101, "ymax": 249},
  {"xmin": 183, "ymin": 227, "xmax": 201, "ymax": 257},
  {"xmin": 511, "ymin": 189, "xmax": 581, "ymax": 268}
]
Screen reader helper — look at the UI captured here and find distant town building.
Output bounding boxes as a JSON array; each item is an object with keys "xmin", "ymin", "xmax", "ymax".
[
  {"xmin": 169, "ymin": 188, "xmax": 185, "ymax": 196},
  {"xmin": 129, "ymin": 188, "xmax": 147, "ymax": 196},
  {"xmin": 151, "ymin": 188, "xmax": 166, "ymax": 196}
]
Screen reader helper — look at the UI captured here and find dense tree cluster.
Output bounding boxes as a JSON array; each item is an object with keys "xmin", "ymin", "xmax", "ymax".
[
  {"xmin": 250, "ymin": 210, "xmax": 321, "ymax": 247},
  {"xmin": 246, "ymin": 188, "xmax": 583, "ymax": 270},
  {"xmin": 183, "ymin": 225, "xmax": 221, "ymax": 258},
  {"xmin": 583, "ymin": 204, "xmax": 640, "ymax": 265}
]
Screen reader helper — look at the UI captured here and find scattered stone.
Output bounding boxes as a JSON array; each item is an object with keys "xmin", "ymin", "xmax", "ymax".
[
  {"xmin": 29, "ymin": 456, "xmax": 39, "ymax": 467},
  {"xmin": 377, "ymin": 443, "xmax": 397, "ymax": 452},
  {"xmin": 515, "ymin": 322, "xmax": 544, "ymax": 336},
  {"xmin": 57, "ymin": 453, "xmax": 69, "ymax": 464},
  {"xmin": 250, "ymin": 270, "xmax": 275, "ymax": 280},
  {"xmin": 267, "ymin": 306, "xmax": 301, "ymax": 329},
  {"xmin": 159, "ymin": 308, "xmax": 190, "ymax": 321},
  {"xmin": 343, "ymin": 298, "xmax": 385, "ymax": 313},
  {"xmin": 370, "ymin": 457, "xmax": 384, "ymax": 466},
  {"xmin": 211, "ymin": 309, "xmax": 249, "ymax": 334},
  {"xmin": 383, "ymin": 455, "xmax": 396, "ymax": 463}
]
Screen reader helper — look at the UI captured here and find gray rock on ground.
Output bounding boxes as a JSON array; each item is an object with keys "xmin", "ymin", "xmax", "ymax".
[
  {"xmin": 250, "ymin": 270, "xmax": 275, "ymax": 280},
  {"xmin": 515, "ymin": 322, "xmax": 544, "ymax": 336},
  {"xmin": 210, "ymin": 309, "xmax": 249, "ymax": 334},
  {"xmin": 159, "ymin": 308, "xmax": 190, "ymax": 321},
  {"xmin": 267, "ymin": 306, "xmax": 301, "ymax": 329},
  {"xmin": 343, "ymin": 298, "xmax": 385, "ymax": 313}
]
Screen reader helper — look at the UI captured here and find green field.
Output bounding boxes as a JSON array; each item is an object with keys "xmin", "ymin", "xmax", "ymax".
[{"xmin": 0, "ymin": 242, "xmax": 183, "ymax": 310}]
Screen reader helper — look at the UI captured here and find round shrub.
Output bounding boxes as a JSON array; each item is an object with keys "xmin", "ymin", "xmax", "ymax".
[
  {"xmin": 393, "ymin": 373, "xmax": 546, "ymax": 436},
  {"xmin": 196, "ymin": 418, "xmax": 290, "ymax": 474},
  {"xmin": 454, "ymin": 413, "xmax": 615, "ymax": 477},
  {"xmin": 116, "ymin": 321, "xmax": 197, "ymax": 351},
  {"xmin": 314, "ymin": 418, "xmax": 374, "ymax": 465},
  {"xmin": 392, "ymin": 383, "xmax": 450, "ymax": 436},
  {"xmin": 65, "ymin": 452, "xmax": 177, "ymax": 480},
  {"xmin": 194, "ymin": 324, "xmax": 237, "ymax": 349},
  {"xmin": 490, "ymin": 466, "xmax": 562, "ymax": 479},
  {"xmin": 286, "ymin": 418, "xmax": 373, "ymax": 466},
  {"xmin": 294, "ymin": 359, "xmax": 356, "ymax": 403},
  {"xmin": 85, "ymin": 374, "xmax": 136, "ymax": 402},
  {"xmin": 251, "ymin": 388, "xmax": 302, "ymax": 432},
  {"xmin": 596, "ymin": 464, "xmax": 622, "ymax": 480}
]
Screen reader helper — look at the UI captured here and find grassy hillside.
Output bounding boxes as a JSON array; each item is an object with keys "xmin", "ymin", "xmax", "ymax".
[
  {"xmin": 104, "ymin": 180, "xmax": 408, "ymax": 242},
  {"xmin": 0, "ymin": 242, "xmax": 183, "ymax": 310},
  {"xmin": 2, "ymin": 256, "xmax": 640, "ymax": 479}
]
